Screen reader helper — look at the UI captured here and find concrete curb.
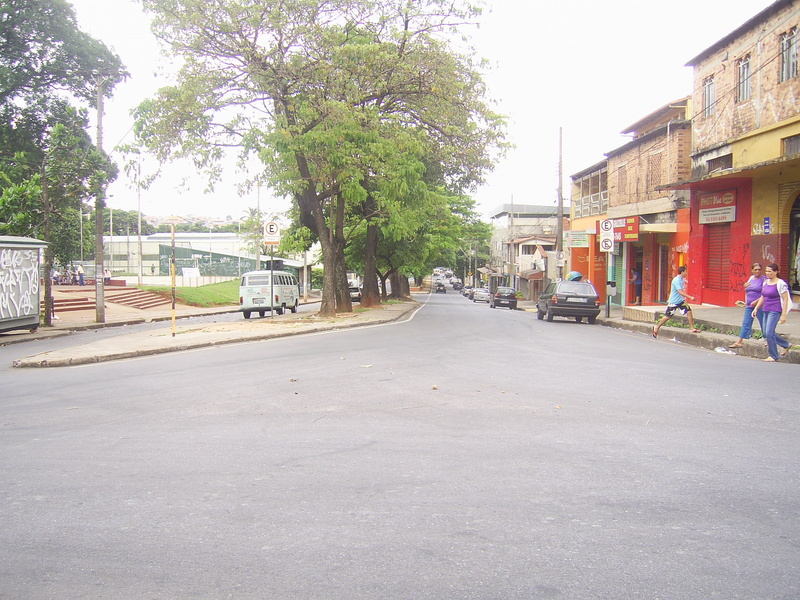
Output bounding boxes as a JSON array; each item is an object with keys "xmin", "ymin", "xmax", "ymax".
[
  {"xmin": 12, "ymin": 302, "xmax": 418, "ymax": 368},
  {"xmin": 596, "ymin": 316, "xmax": 798, "ymax": 363}
]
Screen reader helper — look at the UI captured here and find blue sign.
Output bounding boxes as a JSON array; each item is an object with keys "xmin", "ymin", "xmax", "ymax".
[{"xmin": 764, "ymin": 217, "xmax": 771, "ymax": 235}]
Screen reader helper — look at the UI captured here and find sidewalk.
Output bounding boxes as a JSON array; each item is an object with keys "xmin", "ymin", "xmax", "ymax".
[
  {"xmin": 517, "ymin": 300, "xmax": 800, "ymax": 363},
  {"xmin": 6, "ymin": 291, "xmax": 419, "ymax": 368},
  {"xmin": 4, "ymin": 288, "xmax": 799, "ymax": 366}
]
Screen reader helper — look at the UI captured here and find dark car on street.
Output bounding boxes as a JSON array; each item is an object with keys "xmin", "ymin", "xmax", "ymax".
[
  {"xmin": 490, "ymin": 286, "xmax": 517, "ymax": 309},
  {"xmin": 536, "ymin": 280, "xmax": 600, "ymax": 323},
  {"xmin": 434, "ymin": 281, "xmax": 446, "ymax": 293}
]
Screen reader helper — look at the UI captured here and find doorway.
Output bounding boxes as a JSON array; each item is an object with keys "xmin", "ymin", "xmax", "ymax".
[{"xmin": 791, "ymin": 194, "xmax": 800, "ymax": 291}]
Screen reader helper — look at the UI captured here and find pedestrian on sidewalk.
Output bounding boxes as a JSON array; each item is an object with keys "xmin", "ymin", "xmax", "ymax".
[
  {"xmin": 77, "ymin": 264, "xmax": 85, "ymax": 286},
  {"xmin": 729, "ymin": 262, "xmax": 766, "ymax": 348},
  {"xmin": 751, "ymin": 263, "xmax": 792, "ymax": 362},
  {"xmin": 629, "ymin": 268, "xmax": 642, "ymax": 305},
  {"xmin": 653, "ymin": 265, "xmax": 698, "ymax": 338}
]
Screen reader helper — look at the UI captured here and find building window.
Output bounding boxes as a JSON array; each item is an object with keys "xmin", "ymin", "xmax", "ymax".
[
  {"xmin": 780, "ymin": 27, "xmax": 798, "ymax": 82},
  {"xmin": 784, "ymin": 134, "xmax": 800, "ymax": 155},
  {"xmin": 617, "ymin": 166, "xmax": 627, "ymax": 201},
  {"xmin": 707, "ymin": 154, "xmax": 733, "ymax": 173},
  {"xmin": 737, "ymin": 55, "xmax": 751, "ymax": 101},
  {"xmin": 647, "ymin": 153, "xmax": 662, "ymax": 188},
  {"xmin": 703, "ymin": 76, "xmax": 715, "ymax": 117}
]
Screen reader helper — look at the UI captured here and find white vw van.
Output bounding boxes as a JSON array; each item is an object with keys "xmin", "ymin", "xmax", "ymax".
[{"xmin": 239, "ymin": 270, "xmax": 299, "ymax": 318}]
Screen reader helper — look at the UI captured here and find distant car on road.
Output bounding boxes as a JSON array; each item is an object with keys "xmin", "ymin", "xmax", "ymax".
[
  {"xmin": 434, "ymin": 282, "xmax": 446, "ymax": 293},
  {"xmin": 472, "ymin": 288, "xmax": 491, "ymax": 303},
  {"xmin": 461, "ymin": 285, "xmax": 473, "ymax": 298},
  {"xmin": 490, "ymin": 286, "xmax": 517, "ymax": 309},
  {"xmin": 536, "ymin": 280, "xmax": 600, "ymax": 323},
  {"xmin": 452, "ymin": 281, "xmax": 463, "ymax": 291},
  {"xmin": 349, "ymin": 286, "xmax": 362, "ymax": 303}
]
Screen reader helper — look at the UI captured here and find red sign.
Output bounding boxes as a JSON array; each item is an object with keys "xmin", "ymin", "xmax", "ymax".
[{"xmin": 595, "ymin": 217, "xmax": 639, "ymax": 242}]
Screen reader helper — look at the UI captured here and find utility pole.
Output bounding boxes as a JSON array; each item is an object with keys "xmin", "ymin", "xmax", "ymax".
[
  {"xmin": 94, "ymin": 74, "xmax": 106, "ymax": 323},
  {"xmin": 137, "ymin": 152, "xmax": 143, "ymax": 286},
  {"xmin": 509, "ymin": 195, "xmax": 515, "ymax": 289},
  {"xmin": 556, "ymin": 127, "xmax": 564, "ymax": 280}
]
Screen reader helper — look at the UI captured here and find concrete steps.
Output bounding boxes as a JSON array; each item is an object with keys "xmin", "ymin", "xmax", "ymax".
[
  {"xmin": 41, "ymin": 297, "xmax": 95, "ymax": 312},
  {"xmin": 42, "ymin": 288, "xmax": 172, "ymax": 312},
  {"xmin": 105, "ymin": 289, "xmax": 171, "ymax": 310}
]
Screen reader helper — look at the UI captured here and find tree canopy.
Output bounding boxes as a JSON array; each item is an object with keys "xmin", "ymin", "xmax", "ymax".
[
  {"xmin": 0, "ymin": 0, "xmax": 127, "ymax": 240},
  {"xmin": 135, "ymin": 0, "xmax": 505, "ymax": 315}
]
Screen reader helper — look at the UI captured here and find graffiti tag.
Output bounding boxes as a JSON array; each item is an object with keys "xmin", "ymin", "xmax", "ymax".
[{"xmin": 0, "ymin": 249, "xmax": 39, "ymax": 320}]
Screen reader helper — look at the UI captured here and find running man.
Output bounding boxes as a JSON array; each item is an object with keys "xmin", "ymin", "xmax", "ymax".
[{"xmin": 653, "ymin": 265, "xmax": 699, "ymax": 338}]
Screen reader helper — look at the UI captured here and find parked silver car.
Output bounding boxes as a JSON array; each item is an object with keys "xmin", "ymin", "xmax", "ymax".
[{"xmin": 472, "ymin": 287, "xmax": 491, "ymax": 303}]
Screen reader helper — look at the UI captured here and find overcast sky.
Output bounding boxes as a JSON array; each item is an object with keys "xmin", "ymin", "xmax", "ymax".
[{"xmin": 68, "ymin": 0, "xmax": 774, "ymax": 221}]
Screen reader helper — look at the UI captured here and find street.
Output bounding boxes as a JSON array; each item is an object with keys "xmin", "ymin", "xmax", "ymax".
[{"xmin": 1, "ymin": 291, "xmax": 799, "ymax": 599}]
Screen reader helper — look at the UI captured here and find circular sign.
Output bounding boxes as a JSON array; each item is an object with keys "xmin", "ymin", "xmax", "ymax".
[
  {"xmin": 600, "ymin": 238, "xmax": 614, "ymax": 252},
  {"xmin": 600, "ymin": 219, "xmax": 613, "ymax": 232},
  {"xmin": 265, "ymin": 221, "xmax": 280, "ymax": 236}
]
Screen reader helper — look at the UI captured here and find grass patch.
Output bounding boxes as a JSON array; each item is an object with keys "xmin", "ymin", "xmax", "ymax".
[{"xmin": 141, "ymin": 279, "xmax": 239, "ymax": 307}]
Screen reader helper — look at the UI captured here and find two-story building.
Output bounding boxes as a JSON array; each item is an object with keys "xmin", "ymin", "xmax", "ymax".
[
  {"xmin": 569, "ymin": 99, "xmax": 693, "ymax": 306},
  {"xmin": 673, "ymin": 0, "xmax": 800, "ymax": 305}
]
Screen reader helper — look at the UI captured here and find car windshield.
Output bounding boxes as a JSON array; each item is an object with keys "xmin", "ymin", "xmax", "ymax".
[
  {"xmin": 559, "ymin": 282, "xmax": 596, "ymax": 295},
  {"xmin": 496, "ymin": 287, "xmax": 514, "ymax": 293}
]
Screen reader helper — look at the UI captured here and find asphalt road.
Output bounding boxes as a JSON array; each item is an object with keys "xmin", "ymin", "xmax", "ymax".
[{"xmin": 1, "ymin": 291, "xmax": 799, "ymax": 599}]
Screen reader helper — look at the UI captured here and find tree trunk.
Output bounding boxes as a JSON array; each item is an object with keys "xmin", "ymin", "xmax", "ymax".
[
  {"xmin": 360, "ymin": 220, "xmax": 380, "ymax": 307},
  {"xmin": 42, "ymin": 162, "xmax": 53, "ymax": 327},
  {"xmin": 378, "ymin": 268, "xmax": 394, "ymax": 300},
  {"xmin": 389, "ymin": 271, "xmax": 405, "ymax": 299},
  {"xmin": 334, "ymin": 243, "xmax": 351, "ymax": 312},
  {"xmin": 398, "ymin": 273, "xmax": 410, "ymax": 297}
]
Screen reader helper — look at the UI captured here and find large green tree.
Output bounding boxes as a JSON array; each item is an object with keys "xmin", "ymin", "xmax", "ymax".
[
  {"xmin": 135, "ymin": 0, "xmax": 505, "ymax": 317},
  {"xmin": 1, "ymin": 0, "xmax": 126, "ymax": 325}
]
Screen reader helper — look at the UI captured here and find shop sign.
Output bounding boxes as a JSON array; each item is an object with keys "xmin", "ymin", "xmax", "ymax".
[
  {"xmin": 566, "ymin": 231, "xmax": 590, "ymax": 248},
  {"xmin": 699, "ymin": 190, "xmax": 736, "ymax": 224},
  {"xmin": 597, "ymin": 217, "xmax": 640, "ymax": 241},
  {"xmin": 613, "ymin": 217, "xmax": 639, "ymax": 242}
]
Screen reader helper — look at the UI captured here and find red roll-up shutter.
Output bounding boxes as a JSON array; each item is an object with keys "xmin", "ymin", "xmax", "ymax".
[{"xmin": 706, "ymin": 223, "xmax": 731, "ymax": 291}]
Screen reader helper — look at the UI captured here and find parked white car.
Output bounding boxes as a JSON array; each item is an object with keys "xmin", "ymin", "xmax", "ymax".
[{"xmin": 472, "ymin": 288, "xmax": 491, "ymax": 303}]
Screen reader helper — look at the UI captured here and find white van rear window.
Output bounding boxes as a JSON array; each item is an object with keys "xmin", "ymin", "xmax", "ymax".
[{"xmin": 246, "ymin": 276, "xmax": 270, "ymax": 285}]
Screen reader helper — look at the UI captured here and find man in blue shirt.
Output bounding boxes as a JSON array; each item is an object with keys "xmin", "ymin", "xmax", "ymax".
[
  {"xmin": 652, "ymin": 265, "xmax": 698, "ymax": 338},
  {"xmin": 629, "ymin": 268, "xmax": 642, "ymax": 305}
]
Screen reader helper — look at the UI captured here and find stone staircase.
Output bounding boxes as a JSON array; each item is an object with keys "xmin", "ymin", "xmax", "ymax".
[
  {"xmin": 42, "ymin": 296, "xmax": 95, "ymax": 313},
  {"xmin": 105, "ymin": 288, "xmax": 171, "ymax": 309},
  {"xmin": 42, "ymin": 288, "xmax": 172, "ymax": 312}
]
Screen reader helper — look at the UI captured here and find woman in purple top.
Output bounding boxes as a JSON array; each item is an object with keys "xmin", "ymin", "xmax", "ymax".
[
  {"xmin": 729, "ymin": 262, "xmax": 766, "ymax": 348},
  {"xmin": 752, "ymin": 263, "xmax": 793, "ymax": 362}
]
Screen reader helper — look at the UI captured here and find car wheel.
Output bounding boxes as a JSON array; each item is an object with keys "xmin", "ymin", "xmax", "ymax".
[
  {"xmin": 490, "ymin": 302, "xmax": 495, "ymax": 308},
  {"xmin": 536, "ymin": 305, "xmax": 544, "ymax": 320},
  {"xmin": 575, "ymin": 316, "xmax": 583, "ymax": 323},
  {"xmin": 588, "ymin": 316, "xmax": 597, "ymax": 324},
  {"xmin": 546, "ymin": 307, "xmax": 554, "ymax": 322},
  {"xmin": 276, "ymin": 306, "xmax": 284, "ymax": 315},
  {"xmin": 243, "ymin": 311, "xmax": 251, "ymax": 319},
  {"xmin": 509, "ymin": 304, "xmax": 516, "ymax": 310},
  {"xmin": 259, "ymin": 311, "xmax": 266, "ymax": 317}
]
